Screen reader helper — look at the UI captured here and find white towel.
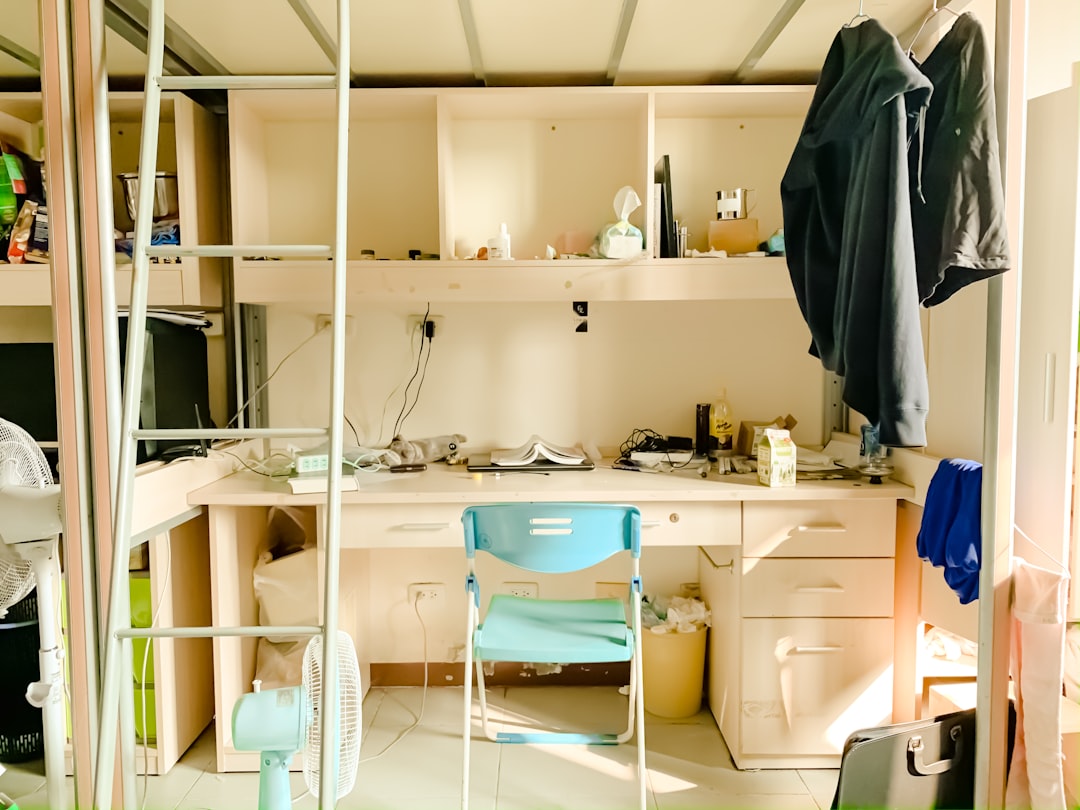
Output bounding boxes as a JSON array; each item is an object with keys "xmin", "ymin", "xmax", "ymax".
[{"xmin": 1005, "ymin": 557, "xmax": 1070, "ymax": 810}]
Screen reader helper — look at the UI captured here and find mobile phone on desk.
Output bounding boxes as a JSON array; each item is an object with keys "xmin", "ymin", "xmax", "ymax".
[{"xmin": 390, "ymin": 463, "xmax": 427, "ymax": 473}]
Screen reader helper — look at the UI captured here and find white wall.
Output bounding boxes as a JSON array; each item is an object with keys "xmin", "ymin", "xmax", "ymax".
[{"xmin": 263, "ymin": 299, "xmax": 826, "ymax": 455}]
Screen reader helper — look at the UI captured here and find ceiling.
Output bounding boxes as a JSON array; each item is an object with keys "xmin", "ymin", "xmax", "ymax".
[{"xmin": 2, "ymin": 0, "xmax": 991, "ymax": 90}]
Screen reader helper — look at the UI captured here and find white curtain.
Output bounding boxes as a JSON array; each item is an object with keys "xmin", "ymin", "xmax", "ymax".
[{"xmin": 1005, "ymin": 557, "xmax": 1070, "ymax": 810}]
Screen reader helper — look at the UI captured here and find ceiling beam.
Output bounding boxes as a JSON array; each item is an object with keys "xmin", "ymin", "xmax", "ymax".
[
  {"xmin": 733, "ymin": 0, "xmax": 807, "ymax": 84},
  {"xmin": 456, "ymin": 0, "xmax": 486, "ymax": 85},
  {"xmin": 605, "ymin": 0, "xmax": 638, "ymax": 85},
  {"xmin": 0, "ymin": 34, "xmax": 40, "ymax": 73},
  {"xmin": 285, "ymin": 0, "xmax": 338, "ymax": 69},
  {"xmin": 104, "ymin": 0, "xmax": 230, "ymax": 78}
]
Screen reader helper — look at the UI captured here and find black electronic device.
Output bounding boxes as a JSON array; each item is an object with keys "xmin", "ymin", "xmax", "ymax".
[
  {"xmin": 0, "ymin": 342, "xmax": 58, "ymax": 443},
  {"xmin": 654, "ymin": 155, "xmax": 677, "ymax": 259},
  {"xmin": 0, "ymin": 316, "xmax": 212, "ymax": 464},
  {"xmin": 118, "ymin": 316, "xmax": 212, "ymax": 463}
]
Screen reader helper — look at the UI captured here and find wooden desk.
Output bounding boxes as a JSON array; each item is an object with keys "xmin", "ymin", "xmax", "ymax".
[{"xmin": 189, "ymin": 463, "xmax": 913, "ymax": 772}]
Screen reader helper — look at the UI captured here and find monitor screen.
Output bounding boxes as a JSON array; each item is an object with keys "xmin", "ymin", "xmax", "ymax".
[{"xmin": 0, "ymin": 342, "xmax": 58, "ymax": 443}]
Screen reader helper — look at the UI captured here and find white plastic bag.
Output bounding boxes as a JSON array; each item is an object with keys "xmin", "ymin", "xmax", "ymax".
[{"xmin": 253, "ymin": 506, "xmax": 318, "ymax": 687}]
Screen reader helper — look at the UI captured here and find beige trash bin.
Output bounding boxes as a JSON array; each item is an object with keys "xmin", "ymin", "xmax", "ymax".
[{"xmin": 641, "ymin": 626, "xmax": 707, "ymax": 718}]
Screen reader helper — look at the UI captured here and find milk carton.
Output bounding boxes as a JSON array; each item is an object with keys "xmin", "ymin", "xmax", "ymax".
[{"xmin": 757, "ymin": 428, "xmax": 796, "ymax": 487}]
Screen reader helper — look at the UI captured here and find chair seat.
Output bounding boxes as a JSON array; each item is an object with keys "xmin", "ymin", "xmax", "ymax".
[{"xmin": 475, "ymin": 594, "xmax": 633, "ymax": 663}]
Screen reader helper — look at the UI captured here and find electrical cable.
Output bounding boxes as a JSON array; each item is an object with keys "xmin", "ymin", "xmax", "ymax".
[
  {"xmin": 397, "ymin": 333, "xmax": 433, "ymax": 433},
  {"xmin": 618, "ymin": 427, "xmax": 694, "ymax": 469},
  {"xmin": 226, "ymin": 324, "xmax": 328, "ymax": 429},
  {"xmin": 344, "ymin": 414, "xmax": 361, "ymax": 446},
  {"xmin": 358, "ymin": 593, "xmax": 429, "ymax": 763},
  {"xmin": 389, "ymin": 304, "xmax": 431, "ymax": 441}
]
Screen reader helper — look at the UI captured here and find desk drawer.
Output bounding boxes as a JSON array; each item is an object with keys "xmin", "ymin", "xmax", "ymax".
[
  {"xmin": 740, "ymin": 617, "xmax": 894, "ymax": 756},
  {"xmin": 638, "ymin": 503, "xmax": 740, "ymax": 547},
  {"xmin": 741, "ymin": 557, "xmax": 894, "ymax": 618},
  {"xmin": 339, "ymin": 504, "xmax": 463, "ymax": 548},
  {"xmin": 742, "ymin": 500, "xmax": 895, "ymax": 558}
]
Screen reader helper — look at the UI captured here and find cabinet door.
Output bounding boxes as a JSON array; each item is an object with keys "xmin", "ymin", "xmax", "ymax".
[{"xmin": 739, "ymin": 617, "xmax": 893, "ymax": 757}]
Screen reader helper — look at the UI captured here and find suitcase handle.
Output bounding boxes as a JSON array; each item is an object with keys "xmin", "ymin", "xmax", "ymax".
[{"xmin": 907, "ymin": 725, "xmax": 962, "ymax": 775}]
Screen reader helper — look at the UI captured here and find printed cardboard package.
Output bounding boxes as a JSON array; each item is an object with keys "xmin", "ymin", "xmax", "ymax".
[{"xmin": 758, "ymin": 428, "xmax": 796, "ymax": 487}]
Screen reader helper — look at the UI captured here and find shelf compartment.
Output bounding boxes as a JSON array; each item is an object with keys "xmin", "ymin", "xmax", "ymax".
[
  {"xmin": 652, "ymin": 86, "xmax": 812, "ymax": 255},
  {"xmin": 439, "ymin": 88, "xmax": 650, "ymax": 263},
  {"xmin": 228, "ymin": 89, "xmax": 440, "ymax": 262}
]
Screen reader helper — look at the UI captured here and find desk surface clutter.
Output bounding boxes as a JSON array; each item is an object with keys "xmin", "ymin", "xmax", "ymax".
[{"xmin": 188, "ymin": 459, "xmax": 912, "ymax": 507}]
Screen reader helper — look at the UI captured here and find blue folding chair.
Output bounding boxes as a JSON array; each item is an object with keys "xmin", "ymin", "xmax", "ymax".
[{"xmin": 461, "ymin": 502, "xmax": 646, "ymax": 810}]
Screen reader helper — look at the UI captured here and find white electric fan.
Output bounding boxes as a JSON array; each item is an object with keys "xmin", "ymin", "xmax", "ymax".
[
  {"xmin": 0, "ymin": 417, "xmax": 66, "ymax": 810},
  {"xmin": 232, "ymin": 630, "xmax": 362, "ymax": 809}
]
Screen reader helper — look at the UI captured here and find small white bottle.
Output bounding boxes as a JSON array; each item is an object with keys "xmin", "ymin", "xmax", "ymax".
[{"xmin": 488, "ymin": 223, "xmax": 512, "ymax": 260}]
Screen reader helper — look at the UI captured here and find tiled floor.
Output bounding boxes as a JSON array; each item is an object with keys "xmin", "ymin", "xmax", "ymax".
[{"xmin": 1, "ymin": 686, "xmax": 838, "ymax": 809}]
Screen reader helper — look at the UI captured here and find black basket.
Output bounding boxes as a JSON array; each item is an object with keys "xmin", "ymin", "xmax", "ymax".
[
  {"xmin": 1, "ymin": 587, "xmax": 38, "ymax": 624},
  {"xmin": 0, "ymin": 591, "xmax": 43, "ymax": 763}
]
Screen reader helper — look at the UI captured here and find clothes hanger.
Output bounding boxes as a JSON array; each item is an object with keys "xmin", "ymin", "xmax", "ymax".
[
  {"xmin": 843, "ymin": 0, "xmax": 871, "ymax": 28},
  {"xmin": 1013, "ymin": 525, "xmax": 1071, "ymax": 576},
  {"xmin": 906, "ymin": 1, "xmax": 961, "ymax": 56}
]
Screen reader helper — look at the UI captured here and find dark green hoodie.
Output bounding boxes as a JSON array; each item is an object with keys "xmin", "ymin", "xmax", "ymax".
[{"xmin": 782, "ymin": 19, "xmax": 932, "ymax": 447}]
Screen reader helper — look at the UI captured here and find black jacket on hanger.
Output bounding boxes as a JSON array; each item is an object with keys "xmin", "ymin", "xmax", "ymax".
[
  {"xmin": 781, "ymin": 19, "xmax": 932, "ymax": 447},
  {"xmin": 910, "ymin": 12, "xmax": 1010, "ymax": 306}
]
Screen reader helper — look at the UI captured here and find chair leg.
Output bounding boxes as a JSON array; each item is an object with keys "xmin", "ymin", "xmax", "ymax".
[
  {"xmin": 476, "ymin": 657, "xmax": 499, "ymax": 741},
  {"xmin": 635, "ymin": 649, "xmax": 647, "ymax": 810},
  {"xmin": 463, "ymin": 610, "xmax": 475, "ymax": 810}
]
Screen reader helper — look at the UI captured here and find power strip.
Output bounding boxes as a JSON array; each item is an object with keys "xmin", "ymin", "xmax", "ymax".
[{"xmin": 295, "ymin": 453, "xmax": 329, "ymax": 475}]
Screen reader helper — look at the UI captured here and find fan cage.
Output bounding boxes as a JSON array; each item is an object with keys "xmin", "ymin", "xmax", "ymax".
[
  {"xmin": 0, "ymin": 418, "xmax": 55, "ymax": 488},
  {"xmin": 302, "ymin": 631, "xmax": 362, "ymax": 799}
]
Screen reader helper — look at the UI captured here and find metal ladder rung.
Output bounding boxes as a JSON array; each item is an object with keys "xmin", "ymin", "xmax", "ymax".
[
  {"xmin": 145, "ymin": 244, "xmax": 332, "ymax": 259},
  {"xmin": 158, "ymin": 75, "xmax": 337, "ymax": 91},
  {"xmin": 117, "ymin": 625, "xmax": 322, "ymax": 640},
  {"xmin": 132, "ymin": 427, "xmax": 328, "ymax": 441}
]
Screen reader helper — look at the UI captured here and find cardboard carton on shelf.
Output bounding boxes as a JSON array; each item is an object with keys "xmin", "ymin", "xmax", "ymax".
[{"xmin": 737, "ymin": 414, "xmax": 797, "ymax": 458}]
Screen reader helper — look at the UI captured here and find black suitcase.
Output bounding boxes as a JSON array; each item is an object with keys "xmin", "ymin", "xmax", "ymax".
[{"xmin": 831, "ymin": 707, "xmax": 1016, "ymax": 809}]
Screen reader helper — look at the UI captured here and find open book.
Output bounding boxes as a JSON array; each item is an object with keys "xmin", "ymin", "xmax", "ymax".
[{"xmin": 490, "ymin": 435, "xmax": 587, "ymax": 466}]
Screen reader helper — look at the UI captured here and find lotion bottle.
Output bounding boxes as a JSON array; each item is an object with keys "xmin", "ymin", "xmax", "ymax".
[{"xmin": 488, "ymin": 223, "xmax": 511, "ymax": 259}]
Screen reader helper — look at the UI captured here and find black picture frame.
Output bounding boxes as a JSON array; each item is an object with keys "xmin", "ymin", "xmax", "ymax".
[{"xmin": 654, "ymin": 155, "xmax": 677, "ymax": 259}]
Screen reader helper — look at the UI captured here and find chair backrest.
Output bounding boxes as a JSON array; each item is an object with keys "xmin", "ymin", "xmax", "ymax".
[{"xmin": 462, "ymin": 503, "xmax": 641, "ymax": 574}]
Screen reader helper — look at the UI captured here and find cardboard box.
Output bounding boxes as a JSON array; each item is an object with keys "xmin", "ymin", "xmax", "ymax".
[
  {"xmin": 758, "ymin": 428, "xmax": 796, "ymax": 487},
  {"xmin": 737, "ymin": 415, "xmax": 797, "ymax": 458},
  {"xmin": 708, "ymin": 218, "xmax": 759, "ymax": 253}
]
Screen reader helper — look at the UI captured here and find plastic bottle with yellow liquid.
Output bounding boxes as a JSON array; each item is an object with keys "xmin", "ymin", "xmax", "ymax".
[{"xmin": 709, "ymin": 389, "xmax": 734, "ymax": 454}]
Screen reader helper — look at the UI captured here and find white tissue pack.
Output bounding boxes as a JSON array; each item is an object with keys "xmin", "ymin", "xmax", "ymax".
[{"xmin": 598, "ymin": 185, "xmax": 644, "ymax": 259}]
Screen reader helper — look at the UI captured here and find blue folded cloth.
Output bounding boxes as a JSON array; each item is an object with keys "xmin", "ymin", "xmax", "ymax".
[{"xmin": 917, "ymin": 458, "xmax": 982, "ymax": 604}]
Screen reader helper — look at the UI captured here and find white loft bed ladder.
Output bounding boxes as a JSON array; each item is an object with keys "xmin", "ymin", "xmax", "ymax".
[{"xmin": 91, "ymin": 1, "xmax": 352, "ymax": 808}]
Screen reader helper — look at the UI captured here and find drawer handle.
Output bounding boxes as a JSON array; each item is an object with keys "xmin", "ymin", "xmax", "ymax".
[
  {"xmin": 794, "ymin": 585, "xmax": 845, "ymax": 594},
  {"xmin": 794, "ymin": 523, "xmax": 847, "ymax": 533},
  {"xmin": 641, "ymin": 521, "xmax": 663, "ymax": 528},
  {"xmin": 398, "ymin": 522, "xmax": 452, "ymax": 531},
  {"xmin": 788, "ymin": 645, "xmax": 844, "ymax": 655}
]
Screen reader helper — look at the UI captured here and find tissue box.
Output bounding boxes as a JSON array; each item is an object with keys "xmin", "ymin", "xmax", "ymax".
[
  {"xmin": 758, "ymin": 428, "xmax": 796, "ymax": 487},
  {"xmin": 708, "ymin": 218, "xmax": 759, "ymax": 254}
]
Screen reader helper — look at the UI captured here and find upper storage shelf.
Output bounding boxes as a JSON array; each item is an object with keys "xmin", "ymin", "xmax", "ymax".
[
  {"xmin": 229, "ymin": 85, "xmax": 813, "ymax": 304},
  {"xmin": 0, "ymin": 91, "xmax": 225, "ymax": 309}
]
